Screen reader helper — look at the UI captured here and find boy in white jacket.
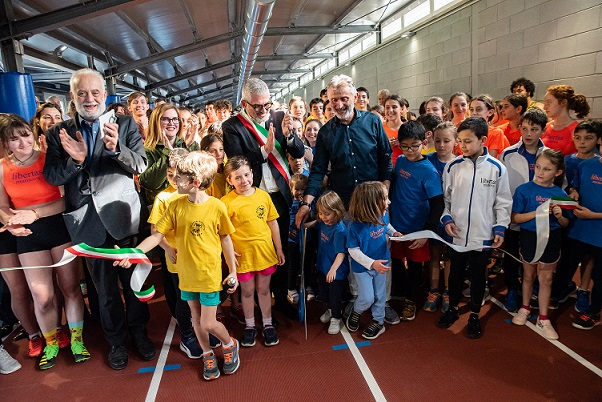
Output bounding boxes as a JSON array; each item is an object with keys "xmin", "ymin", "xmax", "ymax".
[{"xmin": 437, "ymin": 117, "xmax": 512, "ymax": 338}]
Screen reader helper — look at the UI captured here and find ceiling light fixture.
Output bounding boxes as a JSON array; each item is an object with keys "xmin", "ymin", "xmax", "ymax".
[
  {"xmin": 401, "ymin": 31, "xmax": 416, "ymax": 38},
  {"xmin": 53, "ymin": 45, "xmax": 68, "ymax": 57}
]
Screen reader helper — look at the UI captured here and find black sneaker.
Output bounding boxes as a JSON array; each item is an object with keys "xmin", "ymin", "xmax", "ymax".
[
  {"xmin": 558, "ymin": 281, "xmax": 577, "ymax": 303},
  {"xmin": 467, "ymin": 313, "xmax": 482, "ymax": 339},
  {"xmin": 179, "ymin": 335, "xmax": 202, "ymax": 359},
  {"xmin": 263, "ymin": 326, "xmax": 279, "ymax": 346},
  {"xmin": 241, "ymin": 327, "xmax": 257, "ymax": 347},
  {"xmin": 572, "ymin": 313, "xmax": 601, "ymax": 330},
  {"xmin": 437, "ymin": 307, "xmax": 459, "ymax": 328},
  {"xmin": 134, "ymin": 336, "xmax": 156, "ymax": 361},
  {"xmin": 362, "ymin": 321, "xmax": 385, "ymax": 340},
  {"xmin": 346, "ymin": 310, "xmax": 361, "ymax": 332},
  {"xmin": 209, "ymin": 333, "xmax": 221, "ymax": 349}
]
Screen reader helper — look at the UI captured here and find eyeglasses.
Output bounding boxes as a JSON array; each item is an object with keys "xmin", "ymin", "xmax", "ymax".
[
  {"xmin": 160, "ymin": 117, "xmax": 180, "ymax": 124},
  {"xmin": 399, "ymin": 144, "xmax": 421, "ymax": 152},
  {"xmin": 245, "ymin": 101, "xmax": 272, "ymax": 113}
]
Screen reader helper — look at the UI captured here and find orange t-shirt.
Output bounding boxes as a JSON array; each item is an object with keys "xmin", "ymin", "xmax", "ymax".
[
  {"xmin": 499, "ymin": 122, "xmax": 522, "ymax": 146},
  {"xmin": 542, "ymin": 121, "xmax": 578, "ymax": 156},
  {"xmin": 485, "ymin": 126, "xmax": 510, "ymax": 157},
  {"xmin": 2, "ymin": 152, "xmax": 61, "ymax": 209},
  {"xmin": 384, "ymin": 124, "xmax": 403, "ymax": 165}
]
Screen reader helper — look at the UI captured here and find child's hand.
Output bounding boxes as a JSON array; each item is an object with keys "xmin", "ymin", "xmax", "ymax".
[
  {"xmin": 112, "ymin": 245, "xmax": 132, "ymax": 268},
  {"xmin": 223, "ymin": 274, "xmax": 238, "ymax": 293},
  {"xmin": 1, "ymin": 224, "xmax": 32, "ymax": 237},
  {"xmin": 409, "ymin": 238, "xmax": 427, "ymax": 249},
  {"xmin": 391, "ymin": 231, "xmax": 402, "ymax": 238},
  {"xmin": 574, "ymin": 205, "xmax": 596, "ymax": 219},
  {"xmin": 550, "ymin": 204, "xmax": 563, "ymax": 219},
  {"xmin": 276, "ymin": 248, "xmax": 286, "ymax": 266},
  {"xmin": 326, "ymin": 268, "xmax": 337, "ymax": 283},
  {"xmin": 445, "ymin": 223, "xmax": 459, "ymax": 238},
  {"xmin": 568, "ymin": 188, "xmax": 580, "ymax": 201},
  {"xmin": 492, "ymin": 235, "xmax": 504, "ymax": 248},
  {"xmin": 166, "ymin": 246, "xmax": 177, "ymax": 264},
  {"xmin": 371, "ymin": 259, "xmax": 390, "ymax": 274}
]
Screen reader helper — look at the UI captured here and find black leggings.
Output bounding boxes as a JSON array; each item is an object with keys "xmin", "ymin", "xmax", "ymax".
[
  {"xmin": 448, "ymin": 249, "xmax": 491, "ymax": 314},
  {"xmin": 392, "ymin": 258, "xmax": 422, "ymax": 302},
  {"xmin": 317, "ymin": 272, "xmax": 345, "ymax": 319}
]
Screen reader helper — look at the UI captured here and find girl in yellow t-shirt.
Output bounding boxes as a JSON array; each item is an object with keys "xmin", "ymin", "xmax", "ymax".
[{"xmin": 221, "ymin": 156, "xmax": 285, "ymax": 348}]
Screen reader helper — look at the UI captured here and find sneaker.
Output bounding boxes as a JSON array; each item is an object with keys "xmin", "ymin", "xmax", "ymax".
[
  {"xmin": 39, "ymin": 344, "xmax": 59, "ymax": 370},
  {"xmin": 575, "ymin": 289, "xmax": 591, "ymax": 314},
  {"xmin": 437, "ymin": 307, "xmax": 459, "ymax": 328},
  {"xmin": 71, "ymin": 340, "xmax": 91, "ymax": 363},
  {"xmin": 328, "ymin": 318, "xmax": 341, "ymax": 335},
  {"xmin": 230, "ymin": 306, "xmax": 245, "ymax": 325},
  {"xmin": 202, "ymin": 352, "xmax": 220, "ymax": 380},
  {"xmin": 0, "ymin": 346, "xmax": 21, "ymax": 374},
  {"xmin": 512, "ymin": 308, "xmax": 530, "ymax": 326},
  {"xmin": 440, "ymin": 291, "xmax": 450, "ymax": 313},
  {"xmin": 28, "ymin": 336, "xmax": 43, "ymax": 358},
  {"xmin": 209, "ymin": 333, "xmax": 221, "ymax": 349},
  {"xmin": 346, "ymin": 310, "xmax": 361, "ymax": 332},
  {"xmin": 306, "ymin": 287, "xmax": 315, "ymax": 301},
  {"xmin": 241, "ymin": 327, "xmax": 257, "ymax": 347},
  {"xmin": 287, "ymin": 289, "xmax": 299, "ymax": 304},
  {"xmin": 548, "ymin": 297, "xmax": 559, "ymax": 310},
  {"xmin": 530, "ymin": 295, "xmax": 539, "ymax": 310},
  {"xmin": 401, "ymin": 300, "xmax": 416, "ymax": 321},
  {"xmin": 467, "ymin": 314, "xmax": 483, "ymax": 339},
  {"xmin": 537, "ymin": 318, "xmax": 559, "ymax": 340},
  {"xmin": 343, "ymin": 297, "xmax": 356, "ymax": 320},
  {"xmin": 362, "ymin": 321, "xmax": 385, "ymax": 340},
  {"xmin": 423, "ymin": 292, "xmax": 441, "ymax": 312},
  {"xmin": 56, "ymin": 327, "xmax": 71, "ymax": 349},
  {"xmin": 180, "ymin": 335, "xmax": 202, "ymax": 359},
  {"xmin": 504, "ymin": 289, "xmax": 519, "ymax": 313},
  {"xmin": 384, "ymin": 303, "xmax": 401, "ymax": 324},
  {"xmin": 572, "ymin": 313, "xmax": 601, "ymax": 330},
  {"xmin": 558, "ymin": 281, "xmax": 577, "ymax": 303},
  {"xmin": 320, "ymin": 309, "xmax": 332, "ymax": 324},
  {"xmin": 222, "ymin": 338, "xmax": 240, "ymax": 375},
  {"xmin": 263, "ymin": 325, "xmax": 279, "ymax": 346}
]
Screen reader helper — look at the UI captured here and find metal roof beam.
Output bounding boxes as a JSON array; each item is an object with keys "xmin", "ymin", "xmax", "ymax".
[
  {"xmin": 1, "ymin": 0, "xmax": 149, "ymax": 40},
  {"xmin": 251, "ymin": 69, "xmax": 311, "ymax": 75},
  {"xmin": 256, "ymin": 53, "xmax": 334, "ymax": 61},
  {"xmin": 167, "ymin": 75, "xmax": 234, "ymax": 97},
  {"xmin": 145, "ymin": 58, "xmax": 240, "ymax": 91},
  {"xmin": 265, "ymin": 25, "xmax": 374, "ymax": 36}
]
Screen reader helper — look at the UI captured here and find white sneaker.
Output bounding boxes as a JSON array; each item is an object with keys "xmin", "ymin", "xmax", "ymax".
[
  {"xmin": 537, "ymin": 319, "xmax": 559, "ymax": 340},
  {"xmin": 0, "ymin": 346, "xmax": 21, "ymax": 375},
  {"xmin": 328, "ymin": 318, "xmax": 341, "ymax": 335},
  {"xmin": 306, "ymin": 287, "xmax": 315, "ymax": 301},
  {"xmin": 287, "ymin": 289, "xmax": 299, "ymax": 304},
  {"xmin": 512, "ymin": 308, "xmax": 530, "ymax": 326},
  {"xmin": 320, "ymin": 309, "xmax": 332, "ymax": 323}
]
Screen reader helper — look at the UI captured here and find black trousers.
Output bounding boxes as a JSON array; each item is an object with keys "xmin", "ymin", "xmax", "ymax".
[
  {"xmin": 269, "ymin": 192, "xmax": 290, "ymax": 307},
  {"xmin": 448, "ymin": 249, "xmax": 491, "ymax": 314},
  {"xmin": 392, "ymin": 258, "xmax": 422, "ymax": 302},
  {"xmin": 87, "ymin": 234, "xmax": 150, "ymax": 347},
  {"xmin": 317, "ymin": 272, "xmax": 345, "ymax": 319}
]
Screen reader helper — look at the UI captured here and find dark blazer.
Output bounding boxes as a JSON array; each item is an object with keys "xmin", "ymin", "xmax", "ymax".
[
  {"xmin": 43, "ymin": 114, "xmax": 147, "ymax": 246},
  {"xmin": 222, "ymin": 110, "xmax": 305, "ymax": 206}
]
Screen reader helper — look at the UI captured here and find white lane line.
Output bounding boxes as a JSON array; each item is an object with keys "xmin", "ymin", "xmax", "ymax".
[
  {"xmin": 145, "ymin": 317, "xmax": 177, "ymax": 402},
  {"xmin": 340, "ymin": 326, "xmax": 387, "ymax": 402},
  {"xmin": 490, "ymin": 296, "xmax": 602, "ymax": 378}
]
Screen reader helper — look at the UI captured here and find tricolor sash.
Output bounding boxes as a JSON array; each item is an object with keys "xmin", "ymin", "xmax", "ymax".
[{"xmin": 237, "ymin": 110, "xmax": 291, "ymax": 184}]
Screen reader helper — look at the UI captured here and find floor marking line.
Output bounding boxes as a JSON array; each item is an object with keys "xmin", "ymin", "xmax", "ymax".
[
  {"xmin": 332, "ymin": 340, "xmax": 371, "ymax": 351},
  {"xmin": 340, "ymin": 326, "xmax": 387, "ymax": 402},
  {"xmin": 490, "ymin": 296, "xmax": 602, "ymax": 378},
  {"xmin": 145, "ymin": 317, "xmax": 177, "ymax": 402}
]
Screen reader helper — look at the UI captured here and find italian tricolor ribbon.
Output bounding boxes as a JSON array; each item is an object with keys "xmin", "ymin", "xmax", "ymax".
[
  {"xmin": 237, "ymin": 110, "xmax": 291, "ymax": 184},
  {"xmin": 551, "ymin": 196, "xmax": 579, "ymax": 210},
  {"xmin": 0, "ymin": 243, "xmax": 155, "ymax": 302}
]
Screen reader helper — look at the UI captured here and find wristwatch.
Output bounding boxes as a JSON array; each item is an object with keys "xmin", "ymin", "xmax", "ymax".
[{"xmin": 299, "ymin": 201, "xmax": 310, "ymax": 208}]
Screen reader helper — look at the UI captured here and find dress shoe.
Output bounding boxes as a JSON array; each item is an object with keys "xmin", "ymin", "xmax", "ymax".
[
  {"xmin": 467, "ymin": 313, "xmax": 483, "ymax": 339},
  {"xmin": 134, "ymin": 336, "xmax": 156, "ymax": 361},
  {"xmin": 108, "ymin": 345, "xmax": 128, "ymax": 370},
  {"xmin": 437, "ymin": 307, "xmax": 459, "ymax": 328}
]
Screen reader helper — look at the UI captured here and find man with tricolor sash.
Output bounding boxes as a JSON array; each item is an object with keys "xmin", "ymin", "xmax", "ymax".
[{"xmin": 222, "ymin": 78, "xmax": 305, "ymax": 319}]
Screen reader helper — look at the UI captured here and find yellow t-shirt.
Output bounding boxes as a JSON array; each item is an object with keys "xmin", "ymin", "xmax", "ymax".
[
  {"xmin": 148, "ymin": 187, "xmax": 184, "ymax": 273},
  {"xmin": 155, "ymin": 196, "xmax": 235, "ymax": 292},
  {"xmin": 206, "ymin": 172, "xmax": 227, "ymax": 199},
  {"xmin": 221, "ymin": 188, "xmax": 279, "ymax": 274}
]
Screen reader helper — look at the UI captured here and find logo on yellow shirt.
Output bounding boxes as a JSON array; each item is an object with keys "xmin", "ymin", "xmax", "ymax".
[
  {"xmin": 256, "ymin": 205, "xmax": 266, "ymax": 220},
  {"xmin": 190, "ymin": 221, "xmax": 205, "ymax": 237}
]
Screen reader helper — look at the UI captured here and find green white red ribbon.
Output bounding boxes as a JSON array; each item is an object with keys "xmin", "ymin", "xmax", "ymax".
[
  {"xmin": 551, "ymin": 196, "xmax": 579, "ymax": 210},
  {"xmin": 0, "ymin": 243, "xmax": 155, "ymax": 302}
]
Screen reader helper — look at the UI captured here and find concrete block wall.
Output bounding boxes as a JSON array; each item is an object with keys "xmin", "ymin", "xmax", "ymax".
[{"xmin": 289, "ymin": 0, "xmax": 602, "ymax": 118}]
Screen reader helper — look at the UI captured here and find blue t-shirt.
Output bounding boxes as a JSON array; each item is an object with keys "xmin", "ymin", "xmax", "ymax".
[
  {"xmin": 390, "ymin": 155, "xmax": 442, "ymax": 233},
  {"xmin": 569, "ymin": 157, "xmax": 602, "ymax": 247},
  {"xmin": 512, "ymin": 181, "xmax": 570, "ymax": 232},
  {"xmin": 347, "ymin": 212, "xmax": 390, "ymax": 273},
  {"xmin": 564, "ymin": 154, "xmax": 599, "ymax": 188},
  {"xmin": 316, "ymin": 221, "xmax": 349, "ymax": 280},
  {"xmin": 426, "ymin": 152, "xmax": 448, "ymax": 177}
]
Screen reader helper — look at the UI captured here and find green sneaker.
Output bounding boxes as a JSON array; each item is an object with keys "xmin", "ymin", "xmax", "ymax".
[
  {"xmin": 39, "ymin": 345, "xmax": 59, "ymax": 370},
  {"xmin": 71, "ymin": 341, "xmax": 91, "ymax": 363}
]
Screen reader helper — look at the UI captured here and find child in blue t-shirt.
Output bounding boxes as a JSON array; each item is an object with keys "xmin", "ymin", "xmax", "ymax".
[
  {"xmin": 390, "ymin": 121, "xmax": 444, "ymax": 321},
  {"xmin": 562, "ymin": 120, "xmax": 602, "ymax": 312},
  {"xmin": 346, "ymin": 182, "xmax": 401, "ymax": 340},
  {"xmin": 305, "ymin": 191, "xmax": 349, "ymax": 335},
  {"xmin": 511, "ymin": 150, "xmax": 571, "ymax": 340}
]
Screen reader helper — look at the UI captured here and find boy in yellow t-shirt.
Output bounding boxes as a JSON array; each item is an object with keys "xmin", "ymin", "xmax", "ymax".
[{"xmin": 117, "ymin": 151, "xmax": 239, "ymax": 381}]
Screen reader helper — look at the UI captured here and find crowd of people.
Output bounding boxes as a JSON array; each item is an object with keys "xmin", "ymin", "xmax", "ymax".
[{"xmin": 0, "ymin": 70, "xmax": 600, "ymax": 383}]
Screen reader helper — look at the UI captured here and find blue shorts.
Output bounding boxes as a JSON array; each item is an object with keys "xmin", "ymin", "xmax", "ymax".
[{"xmin": 180, "ymin": 290, "xmax": 221, "ymax": 306}]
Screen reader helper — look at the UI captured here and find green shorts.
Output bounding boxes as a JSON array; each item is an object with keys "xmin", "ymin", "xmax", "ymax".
[{"xmin": 180, "ymin": 290, "xmax": 221, "ymax": 306}]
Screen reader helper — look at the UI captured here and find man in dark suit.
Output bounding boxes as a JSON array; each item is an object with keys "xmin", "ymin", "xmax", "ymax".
[
  {"xmin": 222, "ymin": 78, "xmax": 305, "ymax": 319},
  {"xmin": 43, "ymin": 68, "xmax": 155, "ymax": 370}
]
